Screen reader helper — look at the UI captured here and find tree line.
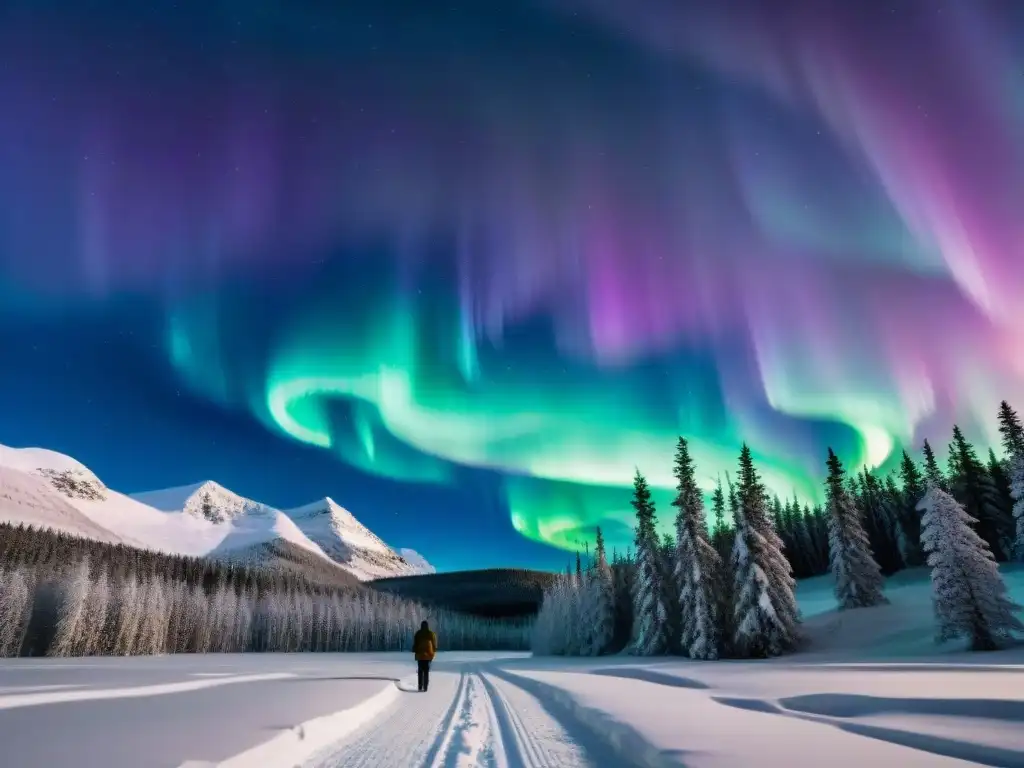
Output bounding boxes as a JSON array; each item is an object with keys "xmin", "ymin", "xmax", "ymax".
[
  {"xmin": 0, "ymin": 523, "xmax": 530, "ymax": 657},
  {"xmin": 533, "ymin": 400, "xmax": 1024, "ymax": 658}
]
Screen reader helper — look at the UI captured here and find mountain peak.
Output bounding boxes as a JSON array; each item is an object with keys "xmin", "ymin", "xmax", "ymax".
[
  {"xmin": 285, "ymin": 499, "xmax": 434, "ymax": 580},
  {"xmin": 133, "ymin": 480, "xmax": 271, "ymax": 524}
]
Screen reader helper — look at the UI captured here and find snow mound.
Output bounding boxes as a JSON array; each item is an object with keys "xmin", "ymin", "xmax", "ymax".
[{"xmin": 287, "ymin": 498, "xmax": 430, "ymax": 580}]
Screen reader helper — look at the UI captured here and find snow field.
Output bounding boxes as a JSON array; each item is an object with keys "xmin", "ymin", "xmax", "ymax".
[
  {"xmin": 0, "ymin": 672, "xmax": 294, "ymax": 712},
  {"xmin": 218, "ymin": 677, "xmax": 402, "ymax": 768},
  {"xmin": 2, "ymin": 652, "xmax": 1022, "ymax": 767},
  {"xmin": 501, "ymin": 667, "xmax": 975, "ymax": 767}
]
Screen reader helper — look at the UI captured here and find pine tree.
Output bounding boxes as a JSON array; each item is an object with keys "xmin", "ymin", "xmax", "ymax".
[
  {"xmin": 918, "ymin": 484, "xmax": 1023, "ymax": 650},
  {"xmin": 898, "ymin": 450, "xmax": 926, "ymax": 566},
  {"xmin": 586, "ymin": 527, "xmax": 616, "ymax": 656},
  {"xmin": 790, "ymin": 497, "xmax": 815, "ymax": 578},
  {"xmin": 922, "ymin": 440, "xmax": 945, "ymax": 490},
  {"xmin": 999, "ymin": 402, "xmax": 1024, "ymax": 561},
  {"xmin": 881, "ymin": 473, "xmax": 908, "ymax": 571},
  {"xmin": 710, "ymin": 479, "xmax": 731, "ymax": 561},
  {"xmin": 825, "ymin": 449, "xmax": 887, "ymax": 609},
  {"xmin": 1010, "ymin": 452, "xmax": 1024, "ymax": 562},
  {"xmin": 804, "ymin": 505, "xmax": 828, "ymax": 574},
  {"xmin": 731, "ymin": 445, "xmax": 800, "ymax": 657},
  {"xmin": 50, "ymin": 558, "xmax": 93, "ymax": 657},
  {"xmin": 630, "ymin": 470, "xmax": 668, "ymax": 655},
  {"xmin": 612, "ymin": 549, "xmax": 636, "ymax": 651},
  {"xmin": 659, "ymin": 532, "xmax": 681, "ymax": 652},
  {"xmin": 988, "ymin": 449, "xmax": 1014, "ymax": 520},
  {"xmin": 997, "ymin": 401, "xmax": 1024, "ymax": 458},
  {"xmin": 947, "ymin": 425, "xmax": 1012, "ymax": 561},
  {"xmin": 671, "ymin": 437, "xmax": 722, "ymax": 660},
  {"xmin": 857, "ymin": 470, "xmax": 901, "ymax": 574}
]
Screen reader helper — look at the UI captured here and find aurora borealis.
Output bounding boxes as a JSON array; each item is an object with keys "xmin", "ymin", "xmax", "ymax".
[{"xmin": 2, "ymin": 1, "xmax": 1024, "ymax": 570}]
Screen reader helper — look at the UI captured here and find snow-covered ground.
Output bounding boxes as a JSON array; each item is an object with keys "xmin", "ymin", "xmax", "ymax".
[
  {"xmin": 0, "ymin": 443, "xmax": 433, "ymax": 579},
  {"xmin": 3, "ymin": 646, "xmax": 1022, "ymax": 768},
  {"xmin": 5, "ymin": 566, "xmax": 1024, "ymax": 768}
]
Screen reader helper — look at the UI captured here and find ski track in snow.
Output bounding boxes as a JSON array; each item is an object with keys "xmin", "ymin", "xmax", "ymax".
[
  {"xmin": 309, "ymin": 671, "xmax": 470, "ymax": 768},
  {"xmin": 309, "ymin": 668, "xmax": 601, "ymax": 768},
  {"xmin": 479, "ymin": 671, "xmax": 592, "ymax": 767}
]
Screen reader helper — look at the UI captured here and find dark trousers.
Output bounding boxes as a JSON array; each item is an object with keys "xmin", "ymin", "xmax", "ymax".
[{"xmin": 417, "ymin": 659, "xmax": 431, "ymax": 691}]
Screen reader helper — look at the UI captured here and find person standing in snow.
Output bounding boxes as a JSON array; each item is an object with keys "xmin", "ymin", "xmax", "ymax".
[{"xmin": 413, "ymin": 620, "xmax": 437, "ymax": 692}]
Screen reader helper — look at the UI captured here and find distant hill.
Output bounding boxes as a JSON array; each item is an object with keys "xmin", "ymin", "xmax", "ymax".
[{"xmin": 370, "ymin": 568, "xmax": 559, "ymax": 618}]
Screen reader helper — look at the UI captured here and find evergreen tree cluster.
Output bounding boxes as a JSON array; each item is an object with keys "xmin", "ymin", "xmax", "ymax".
[
  {"xmin": 533, "ymin": 400, "xmax": 1024, "ymax": 659},
  {"xmin": 535, "ymin": 439, "xmax": 801, "ymax": 659},
  {"xmin": 0, "ymin": 523, "xmax": 530, "ymax": 657}
]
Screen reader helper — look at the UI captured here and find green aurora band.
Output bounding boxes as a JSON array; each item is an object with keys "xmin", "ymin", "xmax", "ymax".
[{"xmin": 165, "ymin": 284, "xmax": 883, "ymax": 553}]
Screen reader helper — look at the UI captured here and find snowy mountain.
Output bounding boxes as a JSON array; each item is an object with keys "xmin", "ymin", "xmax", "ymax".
[
  {"xmin": 0, "ymin": 443, "xmax": 433, "ymax": 581},
  {"xmin": 287, "ymin": 497, "xmax": 434, "ymax": 580},
  {"xmin": 130, "ymin": 480, "xmax": 327, "ymax": 559}
]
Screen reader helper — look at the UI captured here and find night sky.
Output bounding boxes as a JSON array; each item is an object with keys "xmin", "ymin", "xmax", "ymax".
[{"xmin": 1, "ymin": 0, "xmax": 1023, "ymax": 571}]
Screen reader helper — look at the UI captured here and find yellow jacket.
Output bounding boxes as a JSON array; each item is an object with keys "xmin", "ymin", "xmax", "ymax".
[{"xmin": 413, "ymin": 628, "xmax": 437, "ymax": 661}]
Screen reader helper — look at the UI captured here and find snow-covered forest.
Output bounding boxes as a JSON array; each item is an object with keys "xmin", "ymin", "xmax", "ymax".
[
  {"xmin": 533, "ymin": 400, "xmax": 1024, "ymax": 659},
  {"xmin": 0, "ymin": 524, "xmax": 531, "ymax": 657}
]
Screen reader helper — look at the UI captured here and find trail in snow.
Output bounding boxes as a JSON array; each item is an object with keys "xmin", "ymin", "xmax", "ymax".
[
  {"xmin": 308, "ymin": 668, "xmax": 613, "ymax": 768},
  {"xmin": 479, "ymin": 672, "xmax": 594, "ymax": 767},
  {"xmin": 309, "ymin": 672, "xmax": 470, "ymax": 768}
]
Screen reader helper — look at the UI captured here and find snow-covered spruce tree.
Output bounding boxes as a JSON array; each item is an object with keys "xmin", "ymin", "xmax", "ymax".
[
  {"xmin": 998, "ymin": 400, "xmax": 1024, "ymax": 458},
  {"xmin": 856, "ymin": 470, "xmax": 902, "ymax": 575},
  {"xmin": 533, "ymin": 572, "xmax": 585, "ymax": 655},
  {"xmin": 947, "ymin": 425, "xmax": 1012, "ymax": 561},
  {"xmin": 564, "ymin": 568, "xmax": 585, "ymax": 655},
  {"xmin": 0, "ymin": 568, "xmax": 32, "ymax": 657},
  {"xmin": 631, "ymin": 469, "xmax": 669, "ymax": 655},
  {"xmin": 1011, "ymin": 454, "xmax": 1024, "ymax": 562},
  {"xmin": 50, "ymin": 557, "xmax": 93, "ymax": 657},
  {"xmin": 988, "ymin": 449, "xmax": 1014, "ymax": 522},
  {"xmin": 671, "ymin": 437, "xmax": 722, "ymax": 659},
  {"xmin": 790, "ymin": 497, "xmax": 816, "ymax": 578},
  {"xmin": 585, "ymin": 527, "xmax": 616, "ymax": 656},
  {"xmin": 918, "ymin": 483, "xmax": 1023, "ymax": 650},
  {"xmin": 731, "ymin": 445, "xmax": 801, "ymax": 658},
  {"xmin": 659, "ymin": 532, "xmax": 682, "ymax": 651},
  {"xmin": 997, "ymin": 401, "xmax": 1024, "ymax": 561},
  {"xmin": 82, "ymin": 566, "xmax": 111, "ymax": 655},
  {"xmin": 881, "ymin": 474, "xmax": 908, "ymax": 571},
  {"xmin": 898, "ymin": 450, "xmax": 926, "ymax": 566},
  {"xmin": 709, "ymin": 479, "xmax": 731, "ymax": 561},
  {"xmin": 922, "ymin": 440, "xmax": 946, "ymax": 490},
  {"xmin": 612, "ymin": 549, "xmax": 635, "ymax": 650},
  {"xmin": 825, "ymin": 449, "xmax": 887, "ymax": 609}
]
